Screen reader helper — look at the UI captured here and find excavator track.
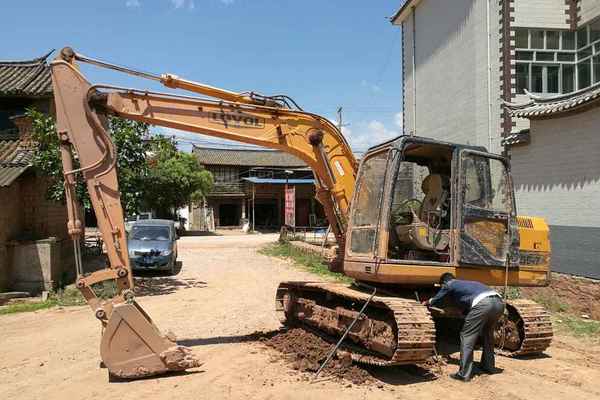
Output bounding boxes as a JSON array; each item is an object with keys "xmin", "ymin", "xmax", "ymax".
[
  {"xmin": 275, "ymin": 282, "xmax": 436, "ymax": 366},
  {"xmin": 496, "ymin": 299, "xmax": 553, "ymax": 356}
]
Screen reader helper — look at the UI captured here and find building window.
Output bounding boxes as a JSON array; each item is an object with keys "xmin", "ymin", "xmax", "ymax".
[
  {"xmin": 547, "ymin": 66, "xmax": 560, "ymax": 93},
  {"xmin": 562, "ymin": 64, "xmax": 575, "ymax": 93},
  {"xmin": 516, "ymin": 28, "xmax": 529, "ymax": 48},
  {"xmin": 516, "ymin": 63, "xmax": 529, "ymax": 94},
  {"xmin": 536, "ymin": 52, "xmax": 555, "ymax": 62},
  {"xmin": 212, "ymin": 166, "xmax": 239, "ymax": 183},
  {"xmin": 578, "ymin": 46, "xmax": 593, "ymax": 59},
  {"xmin": 592, "ymin": 20, "xmax": 600, "ymax": 43},
  {"xmin": 578, "ymin": 26, "xmax": 588, "ymax": 48},
  {"xmin": 562, "ymin": 31, "xmax": 576, "ymax": 50},
  {"xmin": 516, "ymin": 51, "xmax": 533, "ymax": 61},
  {"xmin": 532, "ymin": 65, "xmax": 544, "ymax": 92},
  {"xmin": 578, "ymin": 60, "xmax": 591, "ymax": 89},
  {"xmin": 515, "ymin": 26, "xmax": 600, "ymax": 93},
  {"xmin": 547, "ymin": 31, "xmax": 560, "ymax": 49},
  {"xmin": 517, "ymin": 63, "xmax": 563, "ymax": 95},
  {"xmin": 557, "ymin": 53, "xmax": 575, "ymax": 62},
  {"xmin": 531, "ymin": 30, "xmax": 545, "ymax": 49}
]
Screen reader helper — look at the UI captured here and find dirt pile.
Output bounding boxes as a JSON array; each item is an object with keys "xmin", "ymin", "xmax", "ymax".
[
  {"xmin": 263, "ymin": 328, "xmax": 373, "ymax": 385},
  {"xmin": 521, "ymin": 273, "xmax": 600, "ymax": 320}
]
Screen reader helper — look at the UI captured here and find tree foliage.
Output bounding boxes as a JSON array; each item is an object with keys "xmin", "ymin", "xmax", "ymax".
[
  {"xmin": 143, "ymin": 136, "xmax": 213, "ymax": 218},
  {"xmin": 26, "ymin": 109, "xmax": 213, "ymax": 219},
  {"xmin": 27, "ymin": 108, "xmax": 91, "ymax": 208}
]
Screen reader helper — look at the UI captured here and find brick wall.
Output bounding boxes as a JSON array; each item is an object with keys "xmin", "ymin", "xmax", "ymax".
[
  {"xmin": 20, "ymin": 174, "xmax": 69, "ymax": 240},
  {"xmin": 0, "ymin": 182, "xmax": 24, "ymax": 291},
  {"xmin": 0, "ymin": 172, "xmax": 71, "ymax": 292}
]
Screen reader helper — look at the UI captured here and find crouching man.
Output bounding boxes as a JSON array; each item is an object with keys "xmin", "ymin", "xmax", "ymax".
[{"xmin": 425, "ymin": 273, "xmax": 505, "ymax": 382}]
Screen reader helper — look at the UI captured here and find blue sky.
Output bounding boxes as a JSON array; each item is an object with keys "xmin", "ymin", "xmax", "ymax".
[{"xmin": 2, "ymin": 1, "xmax": 404, "ymax": 152}]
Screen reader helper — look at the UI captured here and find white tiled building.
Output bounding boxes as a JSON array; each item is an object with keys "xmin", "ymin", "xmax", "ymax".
[{"xmin": 391, "ymin": 0, "xmax": 600, "ymax": 278}]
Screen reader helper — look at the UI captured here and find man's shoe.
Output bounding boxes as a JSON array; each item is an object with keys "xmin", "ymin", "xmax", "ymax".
[
  {"xmin": 450, "ymin": 373, "xmax": 471, "ymax": 382},
  {"xmin": 480, "ymin": 367, "xmax": 503, "ymax": 375}
]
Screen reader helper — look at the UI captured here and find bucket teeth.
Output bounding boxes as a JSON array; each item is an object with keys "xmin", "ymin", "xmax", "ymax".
[{"xmin": 100, "ymin": 302, "xmax": 201, "ymax": 379}]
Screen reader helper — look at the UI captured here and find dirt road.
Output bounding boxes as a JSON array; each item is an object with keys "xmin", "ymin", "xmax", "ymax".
[{"xmin": 1, "ymin": 234, "xmax": 600, "ymax": 400}]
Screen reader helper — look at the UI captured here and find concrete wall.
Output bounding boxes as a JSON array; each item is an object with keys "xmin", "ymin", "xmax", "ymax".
[
  {"xmin": 513, "ymin": 0, "xmax": 570, "ymax": 29},
  {"xmin": 579, "ymin": 0, "xmax": 600, "ymax": 26},
  {"xmin": 0, "ymin": 173, "xmax": 72, "ymax": 292},
  {"xmin": 510, "ymin": 108, "xmax": 600, "ymax": 278},
  {"xmin": 9, "ymin": 238, "xmax": 60, "ymax": 293},
  {"xmin": 402, "ymin": 0, "xmax": 503, "ymax": 154}
]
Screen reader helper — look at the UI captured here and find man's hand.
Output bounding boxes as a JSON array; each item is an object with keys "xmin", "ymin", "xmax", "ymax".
[{"xmin": 421, "ymin": 300, "xmax": 429, "ymax": 306}]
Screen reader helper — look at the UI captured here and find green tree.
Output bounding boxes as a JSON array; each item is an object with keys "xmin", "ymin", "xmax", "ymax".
[
  {"xmin": 26, "ymin": 109, "xmax": 150, "ymax": 216},
  {"xmin": 27, "ymin": 108, "xmax": 90, "ymax": 208},
  {"xmin": 143, "ymin": 136, "xmax": 213, "ymax": 218},
  {"xmin": 27, "ymin": 108, "xmax": 213, "ymax": 220}
]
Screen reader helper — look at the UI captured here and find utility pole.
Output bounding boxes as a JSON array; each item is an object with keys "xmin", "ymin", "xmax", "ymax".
[{"xmin": 336, "ymin": 107, "xmax": 349, "ymax": 132}]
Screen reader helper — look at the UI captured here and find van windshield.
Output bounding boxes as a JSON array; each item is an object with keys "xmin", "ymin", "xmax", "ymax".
[{"xmin": 130, "ymin": 226, "xmax": 171, "ymax": 241}]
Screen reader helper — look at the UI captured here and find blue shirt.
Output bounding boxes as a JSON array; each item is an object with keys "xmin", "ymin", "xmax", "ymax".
[{"xmin": 428, "ymin": 279, "xmax": 495, "ymax": 312}]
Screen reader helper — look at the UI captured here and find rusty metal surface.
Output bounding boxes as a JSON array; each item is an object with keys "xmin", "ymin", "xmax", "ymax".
[
  {"xmin": 276, "ymin": 282, "xmax": 436, "ymax": 366},
  {"xmin": 51, "ymin": 52, "xmax": 202, "ymax": 380},
  {"xmin": 50, "ymin": 47, "xmax": 361, "ymax": 379},
  {"xmin": 497, "ymin": 299, "xmax": 553, "ymax": 356}
]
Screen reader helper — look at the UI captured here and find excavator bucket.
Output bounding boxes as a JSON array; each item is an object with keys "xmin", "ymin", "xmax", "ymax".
[{"xmin": 100, "ymin": 301, "xmax": 202, "ymax": 379}]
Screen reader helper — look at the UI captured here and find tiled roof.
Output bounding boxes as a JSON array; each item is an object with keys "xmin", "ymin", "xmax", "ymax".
[
  {"xmin": 0, "ymin": 130, "xmax": 35, "ymax": 187},
  {"xmin": 505, "ymin": 84, "xmax": 600, "ymax": 119},
  {"xmin": 193, "ymin": 146, "xmax": 306, "ymax": 168},
  {"xmin": 501, "ymin": 129, "xmax": 530, "ymax": 147},
  {"xmin": 0, "ymin": 51, "xmax": 53, "ymax": 97}
]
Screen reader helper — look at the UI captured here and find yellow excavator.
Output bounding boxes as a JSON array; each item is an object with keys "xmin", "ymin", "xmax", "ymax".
[{"xmin": 50, "ymin": 47, "xmax": 553, "ymax": 379}]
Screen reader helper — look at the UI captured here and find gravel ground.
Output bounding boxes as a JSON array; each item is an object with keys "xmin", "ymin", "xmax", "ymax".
[{"xmin": 1, "ymin": 233, "xmax": 600, "ymax": 400}]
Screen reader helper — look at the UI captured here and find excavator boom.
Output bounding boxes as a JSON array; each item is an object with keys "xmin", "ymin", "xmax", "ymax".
[{"xmin": 50, "ymin": 47, "xmax": 357, "ymax": 379}]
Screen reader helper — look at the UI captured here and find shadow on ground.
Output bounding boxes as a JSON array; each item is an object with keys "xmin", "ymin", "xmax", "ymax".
[
  {"xmin": 179, "ymin": 329, "xmax": 438, "ymax": 386},
  {"xmin": 178, "ymin": 330, "xmax": 278, "ymax": 347},
  {"xmin": 133, "ymin": 262, "xmax": 207, "ymax": 296}
]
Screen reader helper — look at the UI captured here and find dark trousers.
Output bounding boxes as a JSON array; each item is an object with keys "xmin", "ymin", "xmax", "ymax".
[{"xmin": 458, "ymin": 296, "xmax": 505, "ymax": 379}]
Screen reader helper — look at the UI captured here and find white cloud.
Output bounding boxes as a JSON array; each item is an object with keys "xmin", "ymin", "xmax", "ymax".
[
  {"xmin": 170, "ymin": 0, "xmax": 196, "ymax": 9},
  {"xmin": 360, "ymin": 79, "xmax": 382, "ymax": 93},
  {"xmin": 394, "ymin": 111, "xmax": 403, "ymax": 132},
  {"xmin": 343, "ymin": 119, "xmax": 400, "ymax": 150},
  {"xmin": 327, "ymin": 114, "xmax": 403, "ymax": 151},
  {"xmin": 126, "ymin": 0, "xmax": 141, "ymax": 8}
]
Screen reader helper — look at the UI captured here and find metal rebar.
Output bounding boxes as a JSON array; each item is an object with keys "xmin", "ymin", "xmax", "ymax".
[
  {"xmin": 314, "ymin": 287, "xmax": 377, "ymax": 378},
  {"xmin": 74, "ymin": 52, "xmax": 163, "ymax": 82},
  {"xmin": 73, "ymin": 238, "xmax": 83, "ymax": 277}
]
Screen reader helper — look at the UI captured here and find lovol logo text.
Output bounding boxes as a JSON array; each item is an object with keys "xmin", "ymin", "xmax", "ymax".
[{"xmin": 208, "ymin": 110, "xmax": 265, "ymax": 129}]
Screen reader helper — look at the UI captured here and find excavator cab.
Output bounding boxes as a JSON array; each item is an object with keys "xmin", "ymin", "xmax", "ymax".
[{"xmin": 344, "ymin": 136, "xmax": 521, "ymax": 285}]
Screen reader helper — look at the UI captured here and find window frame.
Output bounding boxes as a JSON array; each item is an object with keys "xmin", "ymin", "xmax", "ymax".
[
  {"xmin": 514, "ymin": 25, "xmax": 600, "ymax": 94},
  {"xmin": 347, "ymin": 148, "xmax": 392, "ymax": 259}
]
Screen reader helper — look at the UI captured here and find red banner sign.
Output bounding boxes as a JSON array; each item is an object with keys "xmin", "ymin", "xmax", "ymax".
[{"xmin": 284, "ymin": 186, "xmax": 295, "ymax": 227}]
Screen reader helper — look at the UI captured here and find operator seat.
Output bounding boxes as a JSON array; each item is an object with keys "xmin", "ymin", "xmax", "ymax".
[
  {"xmin": 394, "ymin": 174, "xmax": 450, "ymax": 253},
  {"xmin": 419, "ymin": 174, "xmax": 445, "ymax": 221}
]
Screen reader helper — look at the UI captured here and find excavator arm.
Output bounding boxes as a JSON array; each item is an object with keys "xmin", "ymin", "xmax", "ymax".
[{"xmin": 50, "ymin": 47, "xmax": 357, "ymax": 379}]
